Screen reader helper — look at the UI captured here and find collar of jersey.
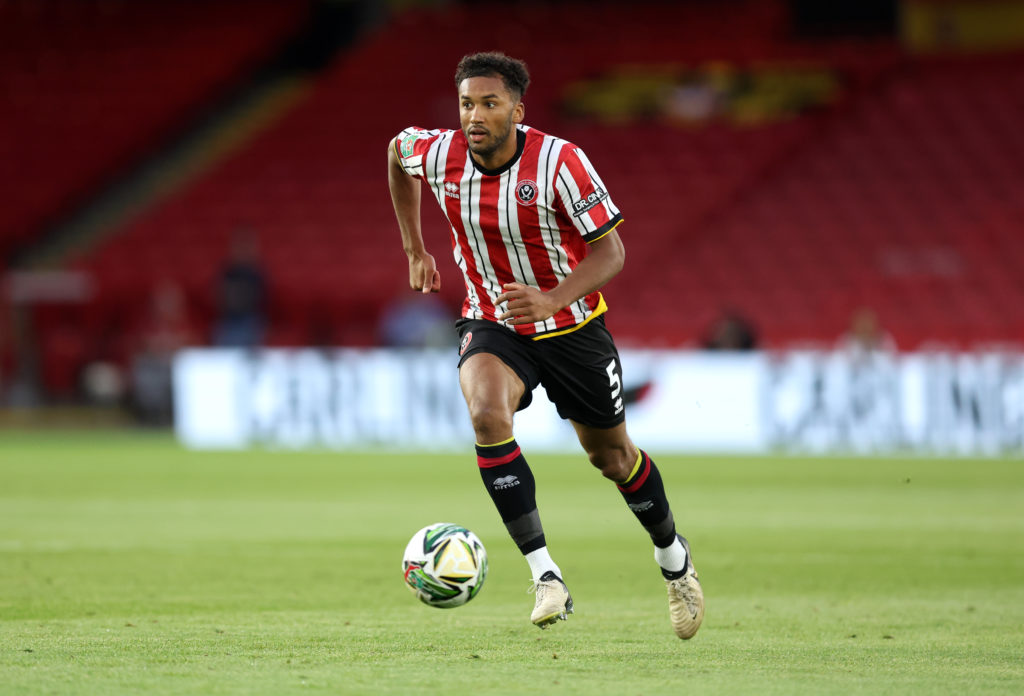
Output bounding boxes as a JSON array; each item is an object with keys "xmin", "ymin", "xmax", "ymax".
[{"xmin": 468, "ymin": 128, "xmax": 526, "ymax": 177}]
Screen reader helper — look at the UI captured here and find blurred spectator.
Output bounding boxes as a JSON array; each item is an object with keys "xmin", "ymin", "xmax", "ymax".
[
  {"xmin": 702, "ymin": 310, "xmax": 758, "ymax": 350},
  {"xmin": 837, "ymin": 307, "xmax": 897, "ymax": 361},
  {"xmin": 377, "ymin": 293, "xmax": 456, "ymax": 348},
  {"xmin": 81, "ymin": 361, "xmax": 126, "ymax": 408},
  {"xmin": 130, "ymin": 281, "xmax": 198, "ymax": 425},
  {"xmin": 212, "ymin": 227, "xmax": 267, "ymax": 348}
]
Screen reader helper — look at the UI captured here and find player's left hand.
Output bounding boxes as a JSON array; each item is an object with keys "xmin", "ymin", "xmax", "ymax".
[{"xmin": 495, "ymin": 283, "xmax": 560, "ymax": 325}]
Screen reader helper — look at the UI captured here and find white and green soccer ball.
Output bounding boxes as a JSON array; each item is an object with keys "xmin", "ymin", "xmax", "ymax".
[{"xmin": 402, "ymin": 523, "xmax": 487, "ymax": 608}]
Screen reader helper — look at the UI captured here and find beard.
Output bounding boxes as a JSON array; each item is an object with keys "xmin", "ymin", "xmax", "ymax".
[{"xmin": 465, "ymin": 113, "xmax": 515, "ymax": 159}]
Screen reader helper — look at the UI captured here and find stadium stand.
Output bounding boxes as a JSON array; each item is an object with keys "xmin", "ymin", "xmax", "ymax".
[
  {"xmin": 1, "ymin": 0, "xmax": 306, "ymax": 397},
  {"xmin": 15, "ymin": 0, "xmax": 1024, "ymax": 399},
  {"xmin": 669, "ymin": 56, "xmax": 1024, "ymax": 349},
  {"xmin": 0, "ymin": 0, "xmax": 305, "ymax": 263}
]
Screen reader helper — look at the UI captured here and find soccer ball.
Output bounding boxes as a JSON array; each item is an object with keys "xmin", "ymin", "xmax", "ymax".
[{"xmin": 402, "ymin": 523, "xmax": 487, "ymax": 608}]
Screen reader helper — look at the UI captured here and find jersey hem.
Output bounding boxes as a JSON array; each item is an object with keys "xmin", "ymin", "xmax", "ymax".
[{"xmin": 530, "ymin": 293, "xmax": 608, "ymax": 341}]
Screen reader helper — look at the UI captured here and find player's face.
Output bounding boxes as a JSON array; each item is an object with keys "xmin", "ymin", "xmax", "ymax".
[{"xmin": 458, "ymin": 75, "xmax": 524, "ymax": 167}]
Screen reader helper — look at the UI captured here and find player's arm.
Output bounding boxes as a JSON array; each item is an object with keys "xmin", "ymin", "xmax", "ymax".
[
  {"xmin": 387, "ymin": 137, "xmax": 440, "ymax": 293},
  {"xmin": 496, "ymin": 229, "xmax": 625, "ymax": 325}
]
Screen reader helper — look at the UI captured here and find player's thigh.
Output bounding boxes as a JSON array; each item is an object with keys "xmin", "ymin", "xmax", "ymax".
[
  {"xmin": 456, "ymin": 318, "xmax": 540, "ymax": 416},
  {"xmin": 458, "ymin": 352, "xmax": 526, "ymax": 417}
]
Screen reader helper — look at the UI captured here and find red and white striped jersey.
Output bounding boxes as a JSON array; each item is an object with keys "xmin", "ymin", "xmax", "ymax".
[{"xmin": 395, "ymin": 124, "xmax": 623, "ymax": 338}]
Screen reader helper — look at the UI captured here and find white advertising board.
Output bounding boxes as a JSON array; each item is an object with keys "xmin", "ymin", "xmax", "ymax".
[{"xmin": 173, "ymin": 348, "xmax": 1024, "ymax": 455}]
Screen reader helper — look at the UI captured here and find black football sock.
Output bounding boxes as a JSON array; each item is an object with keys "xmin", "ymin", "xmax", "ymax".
[
  {"xmin": 477, "ymin": 438, "xmax": 546, "ymax": 554},
  {"xmin": 616, "ymin": 449, "xmax": 680, "ymax": 552}
]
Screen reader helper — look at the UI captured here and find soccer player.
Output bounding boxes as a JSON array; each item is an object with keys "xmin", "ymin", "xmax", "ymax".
[{"xmin": 387, "ymin": 52, "xmax": 704, "ymax": 639}]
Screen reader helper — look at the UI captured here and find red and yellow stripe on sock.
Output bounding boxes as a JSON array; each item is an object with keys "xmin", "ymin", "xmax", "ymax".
[
  {"xmin": 476, "ymin": 437, "xmax": 522, "ymax": 468},
  {"xmin": 617, "ymin": 449, "xmax": 651, "ymax": 493}
]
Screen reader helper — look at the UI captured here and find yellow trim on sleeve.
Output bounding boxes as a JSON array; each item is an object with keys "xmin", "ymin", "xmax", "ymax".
[
  {"xmin": 585, "ymin": 217, "xmax": 624, "ymax": 244},
  {"xmin": 531, "ymin": 292, "xmax": 608, "ymax": 341},
  {"xmin": 475, "ymin": 438, "xmax": 516, "ymax": 448}
]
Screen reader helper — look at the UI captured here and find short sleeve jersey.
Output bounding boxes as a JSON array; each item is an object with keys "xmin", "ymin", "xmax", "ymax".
[{"xmin": 395, "ymin": 124, "xmax": 623, "ymax": 338}]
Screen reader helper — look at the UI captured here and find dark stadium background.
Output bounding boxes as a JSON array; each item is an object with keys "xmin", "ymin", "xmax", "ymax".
[{"xmin": 1, "ymin": 0, "xmax": 1022, "ymax": 425}]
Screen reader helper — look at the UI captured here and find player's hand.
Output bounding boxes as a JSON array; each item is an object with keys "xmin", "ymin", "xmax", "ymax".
[
  {"xmin": 408, "ymin": 253, "xmax": 441, "ymax": 293},
  {"xmin": 495, "ymin": 282, "xmax": 560, "ymax": 324}
]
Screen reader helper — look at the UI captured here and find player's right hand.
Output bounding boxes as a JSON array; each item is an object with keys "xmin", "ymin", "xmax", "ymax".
[{"xmin": 408, "ymin": 252, "xmax": 441, "ymax": 293}]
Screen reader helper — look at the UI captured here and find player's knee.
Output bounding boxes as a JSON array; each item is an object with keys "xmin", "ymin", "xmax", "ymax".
[
  {"xmin": 467, "ymin": 403, "xmax": 514, "ymax": 443},
  {"xmin": 587, "ymin": 446, "xmax": 634, "ymax": 482}
]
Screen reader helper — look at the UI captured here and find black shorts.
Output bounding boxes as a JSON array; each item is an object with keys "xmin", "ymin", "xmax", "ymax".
[{"xmin": 456, "ymin": 316, "xmax": 626, "ymax": 429}]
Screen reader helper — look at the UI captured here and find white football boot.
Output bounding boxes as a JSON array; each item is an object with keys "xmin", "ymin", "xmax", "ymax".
[
  {"xmin": 529, "ymin": 571, "xmax": 574, "ymax": 628},
  {"xmin": 665, "ymin": 535, "xmax": 704, "ymax": 639}
]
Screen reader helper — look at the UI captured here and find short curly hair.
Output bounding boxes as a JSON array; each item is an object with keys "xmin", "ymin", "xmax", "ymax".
[{"xmin": 454, "ymin": 52, "xmax": 530, "ymax": 101}]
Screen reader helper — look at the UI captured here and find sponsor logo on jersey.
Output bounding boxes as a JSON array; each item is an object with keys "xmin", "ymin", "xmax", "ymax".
[
  {"xmin": 459, "ymin": 331, "xmax": 473, "ymax": 355},
  {"xmin": 515, "ymin": 179, "xmax": 538, "ymax": 206},
  {"xmin": 400, "ymin": 133, "xmax": 420, "ymax": 157},
  {"xmin": 444, "ymin": 181, "xmax": 461, "ymax": 199},
  {"xmin": 492, "ymin": 475, "xmax": 520, "ymax": 490},
  {"xmin": 571, "ymin": 185, "xmax": 608, "ymax": 217},
  {"xmin": 628, "ymin": 500, "xmax": 655, "ymax": 513}
]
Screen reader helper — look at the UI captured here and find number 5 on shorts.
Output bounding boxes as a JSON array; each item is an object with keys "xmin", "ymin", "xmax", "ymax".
[{"xmin": 606, "ymin": 359, "xmax": 624, "ymax": 415}]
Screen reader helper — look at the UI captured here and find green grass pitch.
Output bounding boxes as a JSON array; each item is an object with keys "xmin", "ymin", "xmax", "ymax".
[{"xmin": 2, "ymin": 431, "xmax": 1022, "ymax": 695}]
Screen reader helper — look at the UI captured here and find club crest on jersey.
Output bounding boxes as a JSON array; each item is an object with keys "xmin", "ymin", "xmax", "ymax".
[
  {"xmin": 444, "ymin": 181, "xmax": 460, "ymax": 199},
  {"xmin": 459, "ymin": 331, "xmax": 473, "ymax": 355},
  {"xmin": 515, "ymin": 179, "xmax": 538, "ymax": 206}
]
